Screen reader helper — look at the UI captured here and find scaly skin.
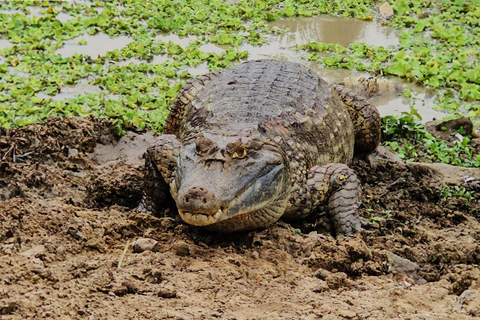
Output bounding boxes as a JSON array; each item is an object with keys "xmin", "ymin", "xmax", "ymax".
[
  {"xmin": 140, "ymin": 59, "xmax": 380, "ymax": 236},
  {"xmin": 331, "ymin": 84, "xmax": 381, "ymax": 153}
]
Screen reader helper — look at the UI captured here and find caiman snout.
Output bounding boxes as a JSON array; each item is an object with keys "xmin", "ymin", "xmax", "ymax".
[{"xmin": 178, "ymin": 186, "xmax": 217, "ymax": 215}]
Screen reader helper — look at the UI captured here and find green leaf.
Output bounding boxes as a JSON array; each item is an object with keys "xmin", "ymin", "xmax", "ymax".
[{"xmin": 385, "ymin": 60, "xmax": 410, "ymax": 77}]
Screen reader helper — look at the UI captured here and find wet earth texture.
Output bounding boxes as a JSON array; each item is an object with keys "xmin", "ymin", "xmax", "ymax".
[{"xmin": 1, "ymin": 117, "xmax": 480, "ymax": 319}]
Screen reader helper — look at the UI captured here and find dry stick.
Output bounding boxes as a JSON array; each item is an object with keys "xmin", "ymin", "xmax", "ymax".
[
  {"xmin": 2, "ymin": 144, "xmax": 15, "ymax": 161},
  {"xmin": 117, "ymin": 240, "xmax": 130, "ymax": 269}
]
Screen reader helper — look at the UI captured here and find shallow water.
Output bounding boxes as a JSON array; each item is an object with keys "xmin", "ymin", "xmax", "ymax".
[
  {"xmin": 0, "ymin": 38, "xmax": 12, "ymax": 50},
  {"xmin": 0, "ymin": 9, "xmax": 446, "ymax": 122},
  {"xmin": 247, "ymin": 16, "xmax": 443, "ymax": 121},
  {"xmin": 185, "ymin": 62, "xmax": 210, "ymax": 77},
  {"xmin": 269, "ymin": 15, "xmax": 399, "ymax": 48},
  {"xmin": 191, "ymin": 15, "xmax": 441, "ymax": 121},
  {"xmin": 55, "ymin": 33, "xmax": 133, "ymax": 58},
  {"xmin": 371, "ymin": 84, "xmax": 446, "ymax": 120},
  {"xmin": 155, "ymin": 34, "xmax": 197, "ymax": 48},
  {"xmin": 37, "ymin": 79, "xmax": 102, "ymax": 101}
]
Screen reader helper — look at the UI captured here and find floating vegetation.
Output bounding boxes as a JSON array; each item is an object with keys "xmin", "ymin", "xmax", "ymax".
[
  {"xmin": 0, "ymin": 1, "xmax": 479, "ymax": 166},
  {"xmin": 0, "ymin": 0, "xmax": 377, "ymax": 130},
  {"xmin": 299, "ymin": 1, "xmax": 480, "ymax": 122}
]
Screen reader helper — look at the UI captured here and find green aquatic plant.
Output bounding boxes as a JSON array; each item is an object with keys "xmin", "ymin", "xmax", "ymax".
[
  {"xmin": 381, "ymin": 107, "xmax": 480, "ymax": 168},
  {"xmin": 0, "ymin": 0, "xmax": 479, "ymax": 175},
  {"xmin": 0, "ymin": 0, "xmax": 378, "ymax": 132},
  {"xmin": 299, "ymin": 1, "xmax": 480, "ymax": 123}
]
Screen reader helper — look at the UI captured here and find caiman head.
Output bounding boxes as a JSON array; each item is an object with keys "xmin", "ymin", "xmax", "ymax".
[{"xmin": 171, "ymin": 132, "xmax": 289, "ymax": 232}]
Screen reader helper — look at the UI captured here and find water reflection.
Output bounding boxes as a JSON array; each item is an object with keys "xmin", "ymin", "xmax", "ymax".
[
  {"xmin": 371, "ymin": 84, "xmax": 446, "ymax": 121},
  {"xmin": 240, "ymin": 41, "xmax": 370, "ymax": 84},
  {"xmin": 243, "ymin": 16, "xmax": 445, "ymax": 121},
  {"xmin": 184, "ymin": 62, "xmax": 210, "ymax": 77},
  {"xmin": 270, "ymin": 15, "xmax": 399, "ymax": 47},
  {"xmin": 155, "ymin": 34, "xmax": 197, "ymax": 47},
  {"xmin": 56, "ymin": 33, "xmax": 133, "ymax": 58},
  {"xmin": 37, "ymin": 79, "xmax": 101, "ymax": 101},
  {"xmin": 0, "ymin": 7, "xmax": 441, "ymax": 122},
  {"xmin": 0, "ymin": 39, "xmax": 12, "ymax": 50}
]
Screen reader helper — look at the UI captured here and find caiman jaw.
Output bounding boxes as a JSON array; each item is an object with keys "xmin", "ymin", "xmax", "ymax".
[
  {"xmin": 178, "ymin": 209, "xmax": 224, "ymax": 226},
  {"xmin": 178, "ymin": 162, "xmax": 285, "ymax": 228}
]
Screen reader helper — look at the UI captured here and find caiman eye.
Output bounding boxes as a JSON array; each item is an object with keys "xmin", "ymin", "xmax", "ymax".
[
  {"xmin": 195, "ymin": 137, "xmax": 217, "ymax": 156},
  {"xmin": 226, "ymin": 140, "xmax": 247, "ymax": 159}
]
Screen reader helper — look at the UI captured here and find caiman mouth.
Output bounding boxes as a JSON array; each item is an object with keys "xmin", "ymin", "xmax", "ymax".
[
  {"xmin": 178, "ymin": 163, "xmax": 284, "ymax": 228},
  {"xmin": 178, "ymin": 209, "xmax": 225, "ymax": 226}
]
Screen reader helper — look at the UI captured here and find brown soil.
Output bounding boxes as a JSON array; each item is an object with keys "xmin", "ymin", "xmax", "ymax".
[{"xmin": 1, "ymin": 117, "xmax": 480, "ymax": 320}]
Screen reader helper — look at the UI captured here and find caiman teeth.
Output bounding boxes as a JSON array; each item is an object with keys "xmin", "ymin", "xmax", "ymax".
[{"xmin": 179, "ymin": 209, "xmax": 223, "ymax": 226}]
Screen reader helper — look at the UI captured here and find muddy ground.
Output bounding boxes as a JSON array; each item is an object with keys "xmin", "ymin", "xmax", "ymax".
[{"xmin": 1, "ymin": 117, "xmax": 480, "ymax": 319}]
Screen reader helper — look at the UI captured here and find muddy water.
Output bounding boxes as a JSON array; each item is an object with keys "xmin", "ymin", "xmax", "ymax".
[
  {"xmin": 0, "ymin": 39, "xmax": 11, "ymax": 65},
  {"xmin": 0, "ymin": 11, "xmax": 446, "ymax": 121},
  {"xmin": 240, "ymin": 15, "xmax": 399, "ymax": 83},
  {"xmin": 55, "ymin": 33, "xmax": 133, "ymax": 58},
  {"xmin": 150, "ymin": 16, "xmax": 441, "ymax": 121},
  {"xmin": 370, "ymin": 85, "xmax": 446, "ymax": 119},
  {"xmin": 37, "ymin": 79, "xmax": 102, "ymax": 101},
  {"xmin": 270, "ymin": 15, "xmax": 399, "ymax": 47},
  {"xmin": 256, "ymin": 16, "xmax": 443, "ymax": 121}
]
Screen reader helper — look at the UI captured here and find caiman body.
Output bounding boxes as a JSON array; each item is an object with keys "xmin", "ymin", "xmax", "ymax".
[{"xmin": 141, "ymin": 59, "xmax": 380, "ymax": 235}]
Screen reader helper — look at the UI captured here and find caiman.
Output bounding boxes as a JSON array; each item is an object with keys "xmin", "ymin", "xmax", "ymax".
[{"xmin": 140, "ymin": 59, "xmax": 380, "ymax": 236}]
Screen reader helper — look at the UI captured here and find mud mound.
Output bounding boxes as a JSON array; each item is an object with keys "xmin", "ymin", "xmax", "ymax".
[{"xmin": 1, "ymin": 117, "xmax": 480, "ymax": 319}]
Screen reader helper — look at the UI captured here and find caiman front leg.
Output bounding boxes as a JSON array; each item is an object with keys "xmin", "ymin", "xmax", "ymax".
[
  {"xmin": 286, "ymin": 163, "xmax": 362, "ymax": 237},
  {"xmin": 137, "ymin": 134, "xmax": 182, "ymax": 215}
]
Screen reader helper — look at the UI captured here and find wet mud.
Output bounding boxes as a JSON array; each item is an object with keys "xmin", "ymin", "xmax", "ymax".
[{"xmin": 1, "ymin": 117, "xmax": 480, "ymax": 319}]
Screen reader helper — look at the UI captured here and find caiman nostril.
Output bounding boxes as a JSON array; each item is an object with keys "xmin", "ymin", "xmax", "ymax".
[{"xmin": 178, "ymin": 186, "xmax": 216, "ymax": 214}]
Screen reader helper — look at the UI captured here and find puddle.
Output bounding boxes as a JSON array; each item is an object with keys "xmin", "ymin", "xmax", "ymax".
[
  {"xmin": 184, "ymin": 62, "xmax": 210, "ymax": 77},
  {"xmin": 371, "ymin": 86, "xmax": 446, "ymax": 122},
  {"xmin": 155, "ymin": 34, "xmax": 197, "ymax": 47},
  {"xmin": 117, "ymin": 58, "xmax": 145, "ymax": 67},
  {"xmin": 8, "ymin": 67, "xmax": 31, "ymax": 77},
  {"xmin": 0, "ymin": 7, "xmax": 443, "ymax": 122},
  {"xmin": 237, "ymin": 16, "xmax": 443, "ymax": 122},
  {"xmin": 0, "ymin": 39, "xmax": 13, "ymax": 50},
  {"xmin": 236, "ymin": 16, "xmax": 398, "ymax": 83},
  {"xmin": 57, "ymin": 12, "xmax": 73, "ymax": 23},
  {"xmin": 153, "ymin": 54, "xmax": 170, "ymax": 64},
  {"xmin": 269, "ymin": 15, "xmax": 399, "ymax": 48},
  {"xmin": 56, "ymin": 33, "xmax": 133, "ymax": 58},
  {"xmin": 38, "ymin": 79, "xmax": 102, "ymax": 101},
  {"xmin": 239, "ymin": 41, "xmax": 369, "ymax": 84},
  {"xmin": 199, "ymin": 43, "xmax": 224, "ymax": 54}
]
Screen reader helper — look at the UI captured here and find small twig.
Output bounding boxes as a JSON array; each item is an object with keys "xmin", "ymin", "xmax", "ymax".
[
  {"xmin": 117, "ymin": 240, "xmax": 130, "ymax": 269},
  {"xmin": 368, "ymin": 8, "xmax": 388, "ymax": 22},
  {"xmin": 2, "ymin": 144, "xmax": 15, "ymax": 161},
  {"xmin": 12, "ymin": 144, "xmax": 17, "ymax": 162},
  {"xmin": 14, "ymin": 151, "xmax": 33, "ymax": 163}
]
